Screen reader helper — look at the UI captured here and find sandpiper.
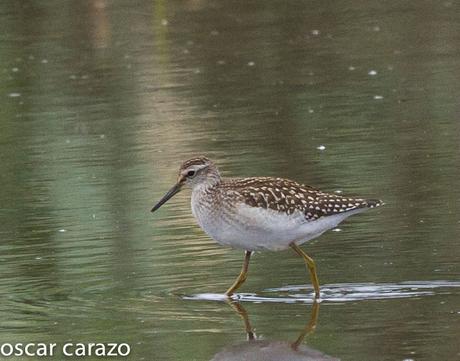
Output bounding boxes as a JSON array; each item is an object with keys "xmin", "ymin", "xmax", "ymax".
[{"xmin": 151, "ymin": 156, "xmax": 383, "ymax": 299}]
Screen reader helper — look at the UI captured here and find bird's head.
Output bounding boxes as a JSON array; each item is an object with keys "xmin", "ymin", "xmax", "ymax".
[{"xmin": 151, "ymin": 156, "xmax": 220, "ymax": 213}]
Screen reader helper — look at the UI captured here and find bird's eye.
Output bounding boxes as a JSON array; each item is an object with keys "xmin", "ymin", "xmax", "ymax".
[{"xmin": 187, "ymin": 170, "xmax": 196, "ymax": 177}]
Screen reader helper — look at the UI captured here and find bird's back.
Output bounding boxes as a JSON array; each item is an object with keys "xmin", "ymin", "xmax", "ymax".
[{"xmin": 218, "ymin": 176, "xmax": 382, "ymax": 221}]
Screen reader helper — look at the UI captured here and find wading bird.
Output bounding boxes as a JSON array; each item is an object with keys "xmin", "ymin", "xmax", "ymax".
[{"xmin": 151, "ymin": 157, "xmax": 383, "ymax": 299}]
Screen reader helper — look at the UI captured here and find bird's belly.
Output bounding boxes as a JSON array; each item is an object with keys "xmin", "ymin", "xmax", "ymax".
[
  {"xmin": 193, "ymin": 203, "xmax": 321, "ymax": 251},
  {"xmin": 198, "ymin": 218, "xmax": 297, "ymax": 251},
  {"xmin": 193, "ymin": 202, "xmax": 367, "ymax": 251}
]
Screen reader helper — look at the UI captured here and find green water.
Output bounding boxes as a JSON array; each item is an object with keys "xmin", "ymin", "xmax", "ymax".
[{"xmin": 1, "ymin": 1, "xmax": 460, "ymax": 360}]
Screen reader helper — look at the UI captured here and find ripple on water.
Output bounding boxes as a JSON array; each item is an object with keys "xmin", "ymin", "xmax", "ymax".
[{"xmin": 184, "ymin": 280, "xmax": 460, "ymax": 304}]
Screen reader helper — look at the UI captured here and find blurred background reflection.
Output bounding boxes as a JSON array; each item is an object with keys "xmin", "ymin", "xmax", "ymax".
[{"xmin": 1, "ymin": 1, "xmax": 460, "ymax": 360}]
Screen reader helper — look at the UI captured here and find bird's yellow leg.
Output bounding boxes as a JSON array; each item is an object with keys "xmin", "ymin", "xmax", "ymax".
[
  {"xmin": 225, "ymin": 251, "xmax": 252, "ymax": 296},
  {"xmin": 290, "ymin": 243, "xmax": 320, "ymax": 299}
]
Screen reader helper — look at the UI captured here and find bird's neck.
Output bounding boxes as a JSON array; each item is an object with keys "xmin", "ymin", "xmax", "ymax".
[{"xmin": 191, "ymin": 172, "xmax": 221, "ymax": 201}]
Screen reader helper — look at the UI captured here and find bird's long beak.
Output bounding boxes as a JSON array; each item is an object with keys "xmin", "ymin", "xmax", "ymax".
[{"xmin": 151, "ymin": 182, "xmax": 182, "ymax": 212}]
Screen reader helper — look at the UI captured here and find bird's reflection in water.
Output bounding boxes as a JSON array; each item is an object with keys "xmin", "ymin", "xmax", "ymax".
[{"xmin": 210, "ymin": 301, "xmax": 340, "ymax": 361}]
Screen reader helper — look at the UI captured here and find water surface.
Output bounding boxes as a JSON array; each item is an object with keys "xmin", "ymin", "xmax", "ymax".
[{"xmin": 1, "ymin": 1, "xmax": 460, "ymax": 360}]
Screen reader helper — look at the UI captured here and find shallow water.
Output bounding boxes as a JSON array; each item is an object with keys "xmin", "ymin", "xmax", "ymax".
[{"xmin": 1, "ymin": 1, "xmax": 460, "ymax": 360}]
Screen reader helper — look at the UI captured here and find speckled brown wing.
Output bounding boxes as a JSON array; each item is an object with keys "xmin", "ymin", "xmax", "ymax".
[{"xmin": 221, "ymin": 177, "xmax": 383, "ymax": 221}]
